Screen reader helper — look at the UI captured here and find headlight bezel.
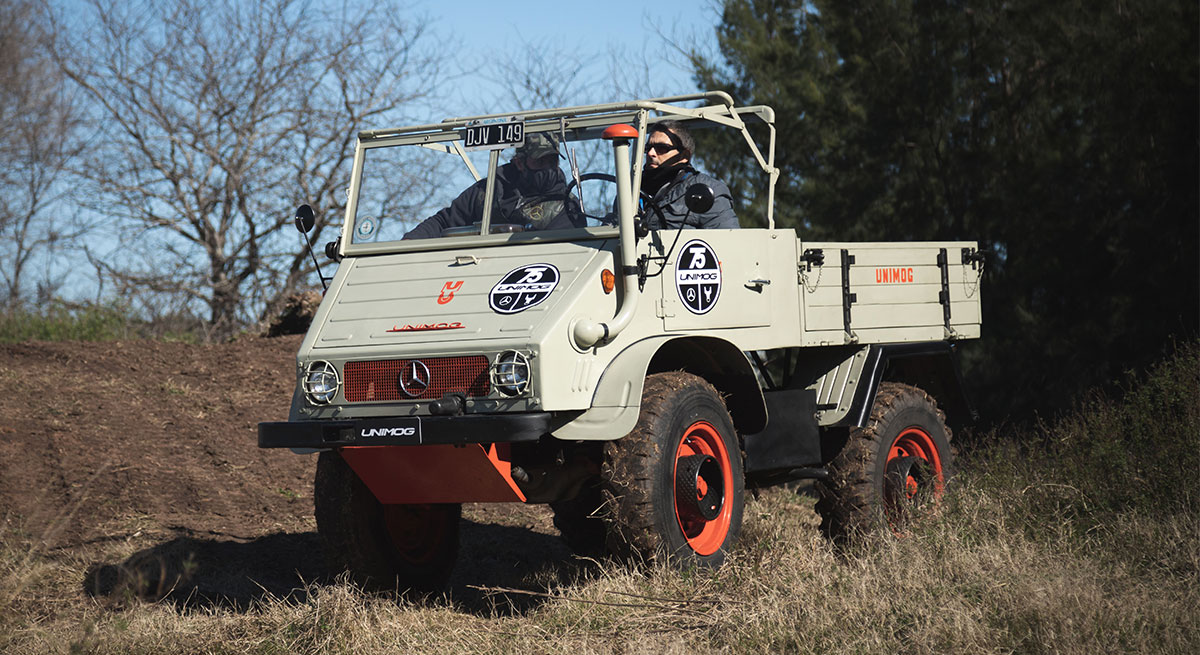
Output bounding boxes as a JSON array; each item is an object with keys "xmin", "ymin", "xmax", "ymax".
[
  {"xmin": 302, "ymin": 360, "xmax": 341, "ymax": 405},
  {"xmin": 490, "ymin": 350, "xmax": 532, "ymax": 398}
]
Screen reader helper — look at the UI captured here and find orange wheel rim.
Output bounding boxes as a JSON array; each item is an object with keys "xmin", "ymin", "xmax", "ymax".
[
  {"xmin": 886, "ymin": 426, "xmax": 945, "ymax": 500},
  {"xmin": 672, "ymin": 421, "xmax": 733, "ymax": 556}
]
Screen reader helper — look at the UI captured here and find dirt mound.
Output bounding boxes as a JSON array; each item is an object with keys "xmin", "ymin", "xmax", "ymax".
[
  {"xmin": 0, "ymin": 335, "xmax": 311, "ymax": 545},
  {"xmin": 0, "ymin": 335, "xmax": 569, "ymax": 607}
]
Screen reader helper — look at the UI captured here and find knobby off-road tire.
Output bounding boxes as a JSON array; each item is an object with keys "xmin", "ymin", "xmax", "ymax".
[
  {"xmin": 602, "ymin": 372, "xmax": 745, "ymax": 567},
  {"xmin": 314, "ymin": 450, "xmax": 460, "ymax": 593},
  {"xmin": 816, "ymin": 382, "xmax": 953, "ymax": 542}
]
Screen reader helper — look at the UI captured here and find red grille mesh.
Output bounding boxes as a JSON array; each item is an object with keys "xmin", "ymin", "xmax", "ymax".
[{"xmin": 344, "ymin": 356, "xmax": 490, "ymax": 402}]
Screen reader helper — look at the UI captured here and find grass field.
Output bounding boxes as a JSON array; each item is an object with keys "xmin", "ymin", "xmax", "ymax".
[{"xmin": 1, "ymin": 342, "xmax": 1196, "ymax": 654}]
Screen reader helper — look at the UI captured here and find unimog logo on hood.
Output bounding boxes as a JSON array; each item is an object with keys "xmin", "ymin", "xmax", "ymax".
[
  {"xmin": 675, "ymin": 240, "xmax": 722, "ymax": 314},
  {"xmin": 489, "ymin": 264, "xmax": 560, "ymax": 314},
  {"xmin": 386, "ymin": 322, "xmax": 464, "ymax": 332}
]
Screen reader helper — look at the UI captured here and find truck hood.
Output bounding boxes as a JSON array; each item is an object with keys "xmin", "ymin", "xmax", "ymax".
[{"xmin": 310, "ymin": 240, "xmax": 610, "ymax": 351}]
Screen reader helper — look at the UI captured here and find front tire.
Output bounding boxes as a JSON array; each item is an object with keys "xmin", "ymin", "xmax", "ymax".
[
  {"xmin": 816, "ymin": 382, "xmax": 953, "ymax": 541},
  {"xmin": 314, "ymin": 450, "xmax": 460, "ymax": 593},
  {"xmin": 602, "ymin": 372, "xmax": 744, "ymax": 567}
]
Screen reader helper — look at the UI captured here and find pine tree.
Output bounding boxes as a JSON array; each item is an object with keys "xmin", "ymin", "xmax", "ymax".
[{"xmin": 695, "ymin": 0, "xmax": 1199, "ymax": 419}]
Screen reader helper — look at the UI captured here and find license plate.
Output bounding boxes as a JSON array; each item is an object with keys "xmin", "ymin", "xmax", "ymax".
[
  {"xmin": 351, "ymin": 417, "xmax": 422, "ymax": 444},
  {"xmin": 461, "ymin": 119, "xmax": 524, "ymax": 151}
]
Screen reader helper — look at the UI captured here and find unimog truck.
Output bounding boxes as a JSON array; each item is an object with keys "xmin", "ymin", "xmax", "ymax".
[{"xmin": 258, "ymin": 92, "xmax": 984, "ymax": 591}]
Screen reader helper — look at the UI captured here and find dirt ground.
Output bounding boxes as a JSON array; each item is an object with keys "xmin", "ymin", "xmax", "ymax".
[{"xmin": 0, "ymin": 335, "xmax": 573, "ymax": 610}]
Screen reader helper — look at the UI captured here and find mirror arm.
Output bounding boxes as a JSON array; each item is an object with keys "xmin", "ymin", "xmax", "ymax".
[{"xmin": 294, "ymin": 204, "xmax": 329, "ymax": 292}]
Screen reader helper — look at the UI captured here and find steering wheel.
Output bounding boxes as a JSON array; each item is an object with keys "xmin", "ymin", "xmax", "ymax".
[
  {"xmin": 564, "ymin": 171, "xmax": 617, "ymax": 196},
  {"xmin": 565, "ymin": 172, "xmax": 660, "ymax": 225}
]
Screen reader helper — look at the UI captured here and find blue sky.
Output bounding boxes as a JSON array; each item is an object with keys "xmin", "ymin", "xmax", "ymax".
[
  {"xmin": 46, "ymin": 0, "xmax": 728, "ymax": 303},
  {"xmin": 410, "ymin": 0, "xmax": 724, "ymax": 114}
]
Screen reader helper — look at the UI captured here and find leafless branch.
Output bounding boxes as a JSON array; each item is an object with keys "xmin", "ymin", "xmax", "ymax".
[
  {"xmin": 0, "ymin": 0, "xmax": 88, "ymax": 309},
  {"xmin": 49, "ymin": 0, "xmax": 446, "ymax": 337}
]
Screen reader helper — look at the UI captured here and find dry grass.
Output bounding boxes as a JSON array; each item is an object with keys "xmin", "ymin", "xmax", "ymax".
[
  {"xmin": 2, "ymin": 343, "xmax": 1196, "ymax": 654},
  {"xmin": 2, "ymin": 483, "xmax": 1196, "ymax": 655}
]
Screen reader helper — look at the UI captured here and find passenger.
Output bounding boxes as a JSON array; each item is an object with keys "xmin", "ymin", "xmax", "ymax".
[
  {"xmin": 639, "ymin": 120, "xmax": 738, "ymax": 229},
  {"xmin": 404, "ymin": 133, "xmax": 585, "ymax": 239}
]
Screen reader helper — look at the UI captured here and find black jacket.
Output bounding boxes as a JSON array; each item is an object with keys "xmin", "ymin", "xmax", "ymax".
[
  {"xmin": 641, "ymin": 166, "xmax": 739, "ymax": 230},
  {"xmin": 405, "ymin": 163, "xmax": 584, "ymax": 239}
]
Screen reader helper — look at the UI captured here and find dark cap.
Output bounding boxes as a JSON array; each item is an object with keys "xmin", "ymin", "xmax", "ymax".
[{"xmin": 517, "ymin": 133, "xmax": 560, "ymax": 159}]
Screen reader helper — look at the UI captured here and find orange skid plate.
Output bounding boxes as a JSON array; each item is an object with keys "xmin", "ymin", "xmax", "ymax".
[{"xmin": 340, "ymin": 443, "xmax": 526, "ymax": 503}]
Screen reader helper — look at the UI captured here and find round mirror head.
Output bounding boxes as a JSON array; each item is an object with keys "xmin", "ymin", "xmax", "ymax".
[
  {"xmin": 684, "ymin": 184, "xmax": 715, "ymax": 214},
  {"xmin": 294, "ymin": 204, "xmax": 315, "ymax": 233}
]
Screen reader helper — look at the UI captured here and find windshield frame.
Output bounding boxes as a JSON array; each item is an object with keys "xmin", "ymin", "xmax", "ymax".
[{"xmin": 337, "ymin": 93, "xmax": 777, "ymax": 258}]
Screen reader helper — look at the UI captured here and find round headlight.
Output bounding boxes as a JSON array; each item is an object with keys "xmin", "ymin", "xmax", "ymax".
[
  {"xmin": 490, "ymin": 350, "xmax": 531, "ymax": 397},
  {"xmin": 303, "ymin": 360, "xmax": 341, "ymax": 405}
]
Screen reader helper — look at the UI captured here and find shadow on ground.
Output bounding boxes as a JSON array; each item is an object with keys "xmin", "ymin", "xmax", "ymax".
[{"xmin": 83, "ymin": 519, "xmax": 582, "ymax": 614}]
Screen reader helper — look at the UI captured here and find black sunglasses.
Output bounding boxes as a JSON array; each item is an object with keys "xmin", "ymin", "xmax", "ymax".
[{"xmin": 645, "ymin": 143, "xmax": 677, "ymax": 154}]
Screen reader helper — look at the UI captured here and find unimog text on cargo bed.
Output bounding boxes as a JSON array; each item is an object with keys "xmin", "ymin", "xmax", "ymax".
[{"xmin": 259, "ymin": 92, "xmax": 984, "ymax": 592}]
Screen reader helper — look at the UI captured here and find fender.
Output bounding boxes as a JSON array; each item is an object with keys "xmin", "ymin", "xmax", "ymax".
[
  {"xmin": 835, "ymin": 342, "xmax": 976, "ymax": 431},
  {"xmin": 552, "ymin": 335, "xmax": 767, "ymax": 441}
]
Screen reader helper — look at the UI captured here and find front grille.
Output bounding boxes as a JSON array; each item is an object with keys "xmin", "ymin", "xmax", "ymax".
[{"xmin": 343, "ymin": 356, "xmax": 490, "ymax": 402}]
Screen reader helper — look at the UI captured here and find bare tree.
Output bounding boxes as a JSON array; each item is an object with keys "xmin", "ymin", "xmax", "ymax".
[
  {"xmin": 0, "ymin": 0, "xmax": 86, "ymax": 309},
  {"xmin": 629, "ymin": 8, "xmax": 721, "ymax": 101},
  {"xmin": 485, "ymin": 21, "xmax": 708, "ymax": 113},
  {"xmin": 483, "ymin": 32, "xmax": 712, "ymax": 220},
  {"xmin": 487, "ymin": 36, "xmax": 596, "ymax": 111},
  {"xmin": 52, "ymin": 0, "xmax": 445, "ymax": 337}
]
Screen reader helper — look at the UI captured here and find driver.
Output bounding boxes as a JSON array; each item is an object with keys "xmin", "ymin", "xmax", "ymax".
[
  {"xmin": 640, "ymin": 120, "xmax": 738, "ymax": 230},
  {"xmin": 403, "ymin": 133, "xmax": 585, "ymax": 239}
]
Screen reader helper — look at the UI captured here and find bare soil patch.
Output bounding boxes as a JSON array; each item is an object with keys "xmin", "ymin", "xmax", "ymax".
[{"xmin": 0, "ymin": 336, "xmax": 571, "ymax": 611}]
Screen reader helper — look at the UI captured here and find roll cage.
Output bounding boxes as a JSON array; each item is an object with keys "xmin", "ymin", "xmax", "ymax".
[{"xmin": 337, "ymin": 91, "xmax": 780, "ymax": 258}]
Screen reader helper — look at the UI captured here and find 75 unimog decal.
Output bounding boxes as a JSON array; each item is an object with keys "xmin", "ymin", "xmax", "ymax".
[
  {"xmin": 675, "ymin": 239, "xmax": 722, "ymax": 314},
  {"xmin": 259, "ymin": 92, "xmax": 983, "ymax": 592}
]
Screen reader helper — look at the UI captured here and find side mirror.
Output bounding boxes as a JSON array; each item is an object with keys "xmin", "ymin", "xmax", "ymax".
[
  {"xmin": 684, "ymin": 184, "xmax": 714, "ymax": 214},
  {"xmin": 633, "ymin": 217, "xmax": 649, "ymax": 240},
  {"xmin": 294, "ymin": 204, "xmax": 315, "ymax": 233}
]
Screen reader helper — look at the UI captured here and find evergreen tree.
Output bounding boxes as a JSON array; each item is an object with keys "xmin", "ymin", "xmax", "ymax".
[{"xmin": 695, "ymin": 0, "xmax": 1199, "ymax": 420}]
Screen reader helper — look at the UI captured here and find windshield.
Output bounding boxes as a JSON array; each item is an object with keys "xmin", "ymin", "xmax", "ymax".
[{"xmin": 349, "ymin": 124, "xmax": 623, "ymax": 247}]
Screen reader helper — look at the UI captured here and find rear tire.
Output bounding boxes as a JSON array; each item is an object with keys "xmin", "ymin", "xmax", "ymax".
[
  {"xmin": 314, "ymin": 450, "xmax": 460, "ymax": 593},
  {"xmin": 602, "ymin": 372, "xmax": 744, "ymax": 567},
  {"xmin": 816, "ymin": 382, "xmax": 953, "ymax": 541}
]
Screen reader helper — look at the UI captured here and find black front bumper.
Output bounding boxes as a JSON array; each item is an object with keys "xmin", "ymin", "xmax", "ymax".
[{"xmin": 258, "ymin": 412, "xmax": 553, "ymax": 449}]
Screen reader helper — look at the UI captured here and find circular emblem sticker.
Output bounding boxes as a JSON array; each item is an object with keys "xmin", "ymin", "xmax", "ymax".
[
  {"xmin": 489, "ymin": 264, "xmax": 560, "ymax": 314},
  {"xmin": 675, "ymin": 240, "xmax": 721, "ymax": 314},
  {"xmin": 356, "ymin": 218, "xmax": 376, "ymax": 238}
]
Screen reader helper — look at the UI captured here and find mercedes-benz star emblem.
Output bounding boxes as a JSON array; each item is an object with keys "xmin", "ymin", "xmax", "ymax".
[{"xmin": 398, "ymin": 360, "xmax": 431, "ymax": 398}]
